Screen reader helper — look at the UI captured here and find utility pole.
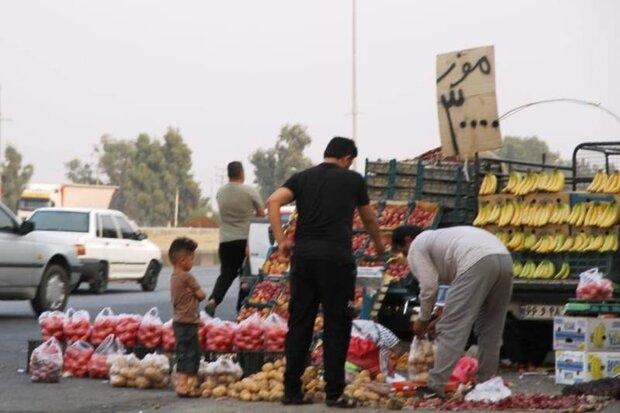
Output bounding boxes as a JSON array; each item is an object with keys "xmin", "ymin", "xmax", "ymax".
[
  {"xmin": 0, "ymin": 85, "xmax": 13, "ymax": 201},
  {"xmin": 351, "ymin": 0, "xmax": 359, "ymax": 170}
]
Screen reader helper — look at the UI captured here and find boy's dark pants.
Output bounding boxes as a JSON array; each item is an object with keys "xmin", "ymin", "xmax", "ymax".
[{"xmin": 173, "ymin": 322, "xmax": 201, "ymax": 374}]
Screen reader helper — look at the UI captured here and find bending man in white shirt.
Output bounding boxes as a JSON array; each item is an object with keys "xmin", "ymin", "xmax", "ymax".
[{"xmin": 392, "ymin": 225, "xmax": 513, "ymax": 398}]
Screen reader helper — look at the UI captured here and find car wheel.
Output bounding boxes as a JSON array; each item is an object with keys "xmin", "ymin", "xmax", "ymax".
[
  {"xmin": 31, "ymin": 264, "xmax": 70, "ymax": 315},
  {"xmin": 89, "ymin": 263, "xmax": 109, "ymax": 294},
  {"xmin": 140, "ymin": 261, "xmax": 160, "ymax": 292}
]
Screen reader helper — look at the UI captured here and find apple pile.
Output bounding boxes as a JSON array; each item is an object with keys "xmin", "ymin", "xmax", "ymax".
[
  {"xmin": 407, "ymin": 203, "xmax": 438, "ymax": 228},
  {"xmin": 115, "ymin": 314, "xmax": 141, "ymax": 349},
  {"xmin": 63, "ymin": 340, "xmax": 94, "ymax": 378},
  {"xmin": 352, "ymin": 233, "xmax": 369, "ymax": 255},
  {"xmin": 63, "ymin": 309, "xmax": 91, "ymax": 344},
  {"xmin": 262, "ymin": 250, "xmax": 290, "ymax": 275},
  {"xmin": 206, "ymin": 320, "xmax": 237, "ymax": 352},
  {"xmin": 386, "ymin": 260, "xmax": 409, "ymax": 279},
  {"xmin": 237, "ymin": 306, "xmax": 271, "ymax": 322},
  {"xmin": 378, "ymin": 204, "xmax": 408, "ymax": 229},
  {"xmin": 39, "ymin": 311, "xmax": 65, "ymax": 341},
  {"xmin": 88, "ymin": 335, "xmax": 124, "ymax": 379},
  {"xmin": 364, "ymin": 233, "xmax": 392, "ymax": 256},
  {"xmin": 248, "ymin": 281, "xmax": 283, "ymax": 305}
]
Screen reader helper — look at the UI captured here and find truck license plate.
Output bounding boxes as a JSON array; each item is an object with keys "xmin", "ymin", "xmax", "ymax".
[{"xmin": 519, "ymin": 304, "xmax": 563, "ymax": 320}]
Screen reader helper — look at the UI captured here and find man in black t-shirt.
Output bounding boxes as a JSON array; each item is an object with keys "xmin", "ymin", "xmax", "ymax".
[{"xmin": 267, "ymin": 137, "xmax": 385, "ymax": 408}]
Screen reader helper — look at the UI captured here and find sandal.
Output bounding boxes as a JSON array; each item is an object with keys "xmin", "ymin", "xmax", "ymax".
[{"xmin": 325, "ymin": 396, "xmax": 357, "ymax": 408}]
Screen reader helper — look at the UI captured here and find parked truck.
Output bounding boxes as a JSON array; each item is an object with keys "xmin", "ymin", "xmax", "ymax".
[{"xmin": 17, "ymin": 183, "xmax": 117, "ymax": 220}]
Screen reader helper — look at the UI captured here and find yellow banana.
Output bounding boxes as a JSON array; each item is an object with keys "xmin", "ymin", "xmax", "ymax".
[
  {"xmin": 498, "ymin": 201, "xmax": 515, "ymax": 227},
  {"xmin": 512, "ymin": 261, "xmax": 523, "ymax": 277},
  {"xmin": 524, "ymin": 234, "xmax": 538, "ymax": 250},
  {"xmin": 559, "ymin": 236, "xmax": 574, "ymax": 252},
  {"xmin": 587, "ymin": 170, "xmax": 607, "ymax": 193},
  {"xmin": 510, "ymin": 200, "xmax": 523, "ymax": 226}
]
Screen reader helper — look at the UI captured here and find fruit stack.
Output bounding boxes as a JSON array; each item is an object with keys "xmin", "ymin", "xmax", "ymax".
[
  {"xmin": 377, "ymin": 203, "xmax": 408, "ymax": 229},
  {"xmin": 247, "ymin": 281, "xmax": 284, "ymax": 306},
  {"xmin": 261, "ymin": 250, "xmax": 290, "ymax": 276},
  {"xmin": 587, "ymin": 170, "xmax": 620, "ymax": 194}
]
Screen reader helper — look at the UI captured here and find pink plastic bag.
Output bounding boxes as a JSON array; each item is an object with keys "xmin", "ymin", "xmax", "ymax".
[
  {"xmin": 91, "ymin": 307, "xmax": 118, "ymax": 346},
  {"xmin": 138, "ymin": 307, "xmax": 163, "ymax": 349},
  {"xmin": 38, "ymin": 311, "xmax": 66, "ymax": 341},
  {"xmin": 30, "ymin": 337, "xmax": 63, "ymax": 383},
  {"xmin": 63, "ymin": 340, "xmax": 94, "ymax": 378},
  {"xmin": 162, "ymin": 319, "xmax": 176, "ymax": 353},
  {"xmin": 233, "ymin": 313, "xmax": 265, "ymax": 351},
  {"xmin": 576, "ymin": 268, "xmax": 613, "ymax": 301},
  {"xmin": 450, "ymin": 356, "xmax": 478, "ymax": 384},
  {"xmin": 264, "ymin": 313, "xmax": 287, "ymax": 352},
  {"xmin": 206, "ymin": 319, "xmax": 236, "ymax": 352},
  {"xmin": 115, "ymin": 313, "xmax": 141, "ymax": 348},
  {"xmin": 88, "ymin": 334, "xmax": 125, "ymax": 379},
  {"xmin": 199, "ymin": 311, "xmax": 213, "ymax": 352},
  {"xmin": 63, "ymin": 308, "xmax": 91, "ymax": 344}
]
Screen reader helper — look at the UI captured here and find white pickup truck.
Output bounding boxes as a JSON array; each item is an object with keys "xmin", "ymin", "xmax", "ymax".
[{"xmin": 28, "ymin": 208, "xmax": 162, "ymax": 294}]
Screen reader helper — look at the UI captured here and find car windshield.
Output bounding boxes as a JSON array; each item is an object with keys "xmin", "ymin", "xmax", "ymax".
[
  {"xmin": 29, "ymin": 211, "xmax": 89, "ymax": 233},
  {"xmin": 18, "ymin": 198, "xmax": 53, "ymax": 211}
]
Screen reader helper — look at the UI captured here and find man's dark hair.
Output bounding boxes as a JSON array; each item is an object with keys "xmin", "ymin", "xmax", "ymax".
[
  {"xmin": 227, "ymin": 161, "xmax": 244, "ymax": 179},
  {"xmin": 168, "ymin": 237, "xmax": 198, "ymax": 263},
  {"xmin": 324, "ymin": 136, "xmax": 358, "ymax": 159},
  {"xmin": 392, "ymin": 225, "xmax": 424, "ymax": 248}
]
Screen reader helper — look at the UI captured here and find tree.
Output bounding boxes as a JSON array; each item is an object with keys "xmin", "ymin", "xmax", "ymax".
[
  {"xmin": 65, "ymin": 159, "xmax": 99, "ymax": 184},
  {"xmin": 250, "ymin": 124, "xmax": 313, "ymax": 200},
  {"xmin": 497, "ymin": 136, "xmax": 564, "ymax": 165},
  {"xmin": 1, "ymin": 145, "xmax": 34, "ymax": 211},
  {"xmin": 66, "ymin": 128, "xmax": 208, "ymax": 226}
]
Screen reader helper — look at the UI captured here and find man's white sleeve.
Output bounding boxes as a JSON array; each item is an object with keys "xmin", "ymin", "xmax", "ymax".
[{"xmin": 408, "ymin": 244, "xmax": 439, "ymax": 322}]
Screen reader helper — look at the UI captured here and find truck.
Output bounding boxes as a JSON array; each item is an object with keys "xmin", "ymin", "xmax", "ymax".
[{"xmin": 17, "ymin": 183, "xmax": 117, "ymax": 220}]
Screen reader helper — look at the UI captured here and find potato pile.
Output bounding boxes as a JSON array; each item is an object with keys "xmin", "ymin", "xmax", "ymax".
[
  {"xmin": 301, "ymin": 365, "xmax": 326, "ymax": 402},
  {"xmin": 109, "ymin": 354, "xmax": 170, "ymax": 389},
  {"xmin": 407, "ymin": 339, "xmax": 435, "ymax": 382},
  {"xmin": 200, "ymin": 359, "xmax": 285, "ymax": 402},
  {"xmin": 343, "ymin": 370, "xmax": 389, "ymax": 408}
]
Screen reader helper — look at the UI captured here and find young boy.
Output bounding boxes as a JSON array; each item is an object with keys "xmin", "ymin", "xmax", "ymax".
[{"xmin": 169, "ymin": 237, "xmax": 206, "ymax": 397}]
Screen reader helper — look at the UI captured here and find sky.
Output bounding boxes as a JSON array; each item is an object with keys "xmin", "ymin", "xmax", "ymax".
[{"xmin": 0, "ymin": 0, "xmax": 618, "ymax": 200}]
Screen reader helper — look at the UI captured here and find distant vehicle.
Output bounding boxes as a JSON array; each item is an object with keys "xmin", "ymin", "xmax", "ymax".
[
  {"xmin": 17, "ymin": 183, "xmax": 117, "ymax": 220},
  {"xmin": 28, "ymin": 208, "xmax": 162, "ymax": 294},
  {"xmin": 0, "ymin": 201, "xmax": 82, "ymax": 314}
]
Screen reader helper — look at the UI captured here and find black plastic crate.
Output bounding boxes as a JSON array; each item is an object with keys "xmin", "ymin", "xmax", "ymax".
[{"xmin": 567, "ymin": 252, "xmax": 616, "ymax": 280}]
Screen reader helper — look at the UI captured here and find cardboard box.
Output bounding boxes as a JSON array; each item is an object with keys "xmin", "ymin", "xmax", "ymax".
[
  {"xmin": 554, "ymin": 316, "xmax": 620, "ymax": 352},
  {"xmin": 555, "ymin": 351, "xmax": 618, "ymax": 385}
]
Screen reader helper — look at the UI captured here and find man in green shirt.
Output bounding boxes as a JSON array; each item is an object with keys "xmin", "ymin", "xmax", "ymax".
[{"xmin": 206, "ymin": 161, "xmax": 264, "ymax": 315}]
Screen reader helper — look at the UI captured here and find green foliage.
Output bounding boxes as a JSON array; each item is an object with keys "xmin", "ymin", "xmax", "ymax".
[
  {"xmin": 497, "ymin": 136, "xmax": 564, "ymax": 165},
  {"xmin": 250, "ymin": 124, "xmax": 313, "ymax": 200},
  {"xmin": 66, "ymin": 128, "xmax": 208, "ymax": 226},
  {"xmin": 1, "ymin": 145, "xmax": 34, "ymax": 212},
  {"xmin": 65, "ymin": 159, "xmax": 99, "ymax": 184}
]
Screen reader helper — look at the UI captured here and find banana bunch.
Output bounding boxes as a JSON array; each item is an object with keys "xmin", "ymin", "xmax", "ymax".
[
  {"xmin": 530, "ymin": 233, "xmax": 567, "ymax": 253},
  {"xmin": 503, "ymin": 170, "xmax": 566, "ymax": 195},
  {"xmin": 561, "ymin": 232, "xmax": 619, "ymax": 252},
  {"xmin": 587, "ymin": 170, "xmax": 620, "ymax": 194},
  {"xmin": 505, "ymin": 231, "xmax": 525, "ymax": 251},
  {"xmin": 494, "ymin": 231, "xmax": 511, "ymax": 245},
  {"xmin": 514, "ymin": 260, "xmax": 569, "ymax": 279},
  {"xmin": 568, "ymin": 201, "xmax": 620, "ymax": 227},
  {"xmin": 479, "ymin": 173, "xmax": 498, "ymax": 195},
  {"xmin": 473, "ymin": 202, "xmax": 502, "ymax": 226}
]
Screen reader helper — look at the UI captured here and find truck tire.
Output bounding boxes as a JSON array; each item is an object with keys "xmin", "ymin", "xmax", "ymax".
[
  {"xmin": 140, "ymin": 261, "xmax": 160, "ymax": 292},
  {"xmin": 89, "ymin": 263, "xmax": 109, "ymax": 295},
  {"xmin": 31, "ymin": 264, "xmax": 70, "ymax": 315}
]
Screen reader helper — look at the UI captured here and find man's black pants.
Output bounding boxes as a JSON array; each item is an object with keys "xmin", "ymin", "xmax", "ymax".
[
  {"xmin": 284, "ymin": 258, "xmax": 356, "ymax": 401},
  {"xmin": 173, "ymin": 322, "xmax": 200, "ymax": 374},
  {"xmin": 209, "ymin": 239, "xmax": 247, "ymax": 310}
]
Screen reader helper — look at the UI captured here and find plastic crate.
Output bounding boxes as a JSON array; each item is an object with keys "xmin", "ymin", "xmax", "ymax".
[
  {"xmin": 366, "ymin": 174, "xmax": 391, "ymax": 188},
  {"xmin": 394, "ymin": 175, "xmax": 417, "ymax": 188},
  {"xmin": 246, "ymin": 279, "xmax": 285, "ymax": 306},
  {"xmin": 392, "ymin": 188, "xmax": 415, "ymax": 201},
  {"xmin": 567, "ymin": 252, "xmax": 616, "ymax": 280},
  {"xmin": 395, "ymin": 161, "xmax": 418, "ymax": 175},
  {"xmin": 366, "ymin": 159, "xmax": 393, "ymax": 175},
  {"xmin": 368, "ymin": 186, "xmax": 390, "ymax": 201}
]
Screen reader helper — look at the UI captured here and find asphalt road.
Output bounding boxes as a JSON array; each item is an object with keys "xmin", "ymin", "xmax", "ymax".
[{"xmin": 1, "ymin": 267, "xmax": 617, "ymax": 412}]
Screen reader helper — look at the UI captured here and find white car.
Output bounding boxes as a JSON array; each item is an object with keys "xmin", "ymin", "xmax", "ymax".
[
  {"xmin": 27, "ymin": 208, "xmax": 162, "ymax": 294},
  {"xmin": 0, "ymin": 201, "xmax": 82, "ymax": 314}
]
